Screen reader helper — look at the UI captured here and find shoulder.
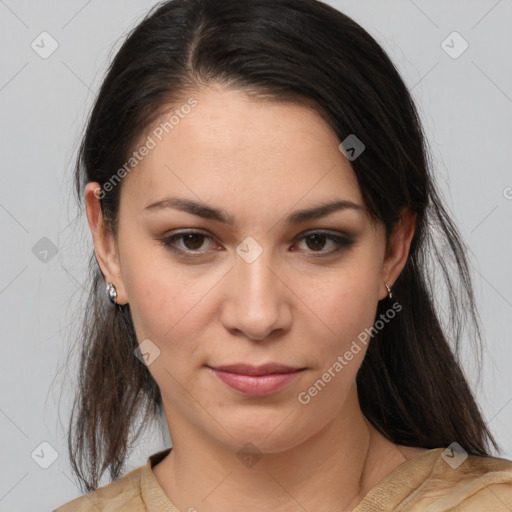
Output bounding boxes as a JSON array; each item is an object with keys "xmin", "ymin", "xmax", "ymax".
[
  {"xmin": 357, "ymin": 448, "xmax": 512, "ymax": 511},
  {"xmin": 422, "ymin": 450, "xmax": 512, "ymax": 509},
  {"xmin": 53, "ymin": 465, "xmax": 145, "ymax": 512}
]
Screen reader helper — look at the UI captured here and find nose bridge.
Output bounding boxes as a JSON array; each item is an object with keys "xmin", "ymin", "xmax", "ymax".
[
  {"xmin": 237, "ymin": 235, "xmax": 280, "ymax": 302},
  {"xmin": 223, "ymin": 235, "xmax": 289, "ymax": 339},
  {"xmin": 237, "ymin": 240, "xmax": 275, "ymax": 299}
]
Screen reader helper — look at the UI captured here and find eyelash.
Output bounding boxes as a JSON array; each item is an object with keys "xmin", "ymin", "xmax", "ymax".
[{"xmin": 158, "ymin": 230, "xmax": 354, "ymax": 259}]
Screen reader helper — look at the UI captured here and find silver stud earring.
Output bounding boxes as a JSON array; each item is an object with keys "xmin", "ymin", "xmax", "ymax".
[
  {"xmin": 106, "ymin": 282, "xmax": 118, "ymax": 304},
  {"xmin": 385, "ymin": 283, "xmax": 393, "ymax": 299}
]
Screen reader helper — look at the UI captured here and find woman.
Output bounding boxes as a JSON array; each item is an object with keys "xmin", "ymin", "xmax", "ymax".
[{"xmin": 55, "ymin": 0, "xmax": 512, "ymax": 510}]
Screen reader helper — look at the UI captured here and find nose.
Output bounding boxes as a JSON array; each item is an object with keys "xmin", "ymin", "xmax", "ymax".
[{"xmin": 220, "ymin": 243, "xmax": 292, "ymax": 341}]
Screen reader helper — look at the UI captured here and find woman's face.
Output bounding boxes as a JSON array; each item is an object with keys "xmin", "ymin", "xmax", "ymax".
[{"xmin": 87, "ymin": 84, "xmax": 413, "ymax": 453}]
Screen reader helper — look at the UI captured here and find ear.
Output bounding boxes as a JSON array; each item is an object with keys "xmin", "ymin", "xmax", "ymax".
[
  {"xmin": 84, "ymin": 182, "xmax": 128, "ymax": 305},
  {"xmin": 379, "ymin": 207, "xmax": 417, "ymax": 300}
]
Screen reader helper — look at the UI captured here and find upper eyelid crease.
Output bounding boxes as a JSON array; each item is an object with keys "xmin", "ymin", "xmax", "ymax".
[
  {"xmin": 160, "ymin": 230, "xmax": 354, "ymax": 258},
  {"xmin": 144, "ymin": 197, "xmax": 364, "ymax": 226}
]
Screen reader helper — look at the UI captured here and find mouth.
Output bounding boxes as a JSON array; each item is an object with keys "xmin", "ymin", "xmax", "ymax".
[{"xmin": 206, "ymin": 363, "xmax": 305, "ymax": 396}]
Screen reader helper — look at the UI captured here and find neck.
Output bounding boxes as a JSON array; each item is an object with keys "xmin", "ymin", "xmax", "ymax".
[{"xmin": 152, "ymin": 386, "xmax": 405, "ymax": 511}]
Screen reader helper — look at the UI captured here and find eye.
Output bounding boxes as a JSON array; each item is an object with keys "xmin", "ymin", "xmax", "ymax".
[
  {"xmin": 292, "ymin": 231, "xmax": 354, "ymax": 257},
  {"xmin": 159, "ymin": 230, "xmax": 216, "ymax": 258},
  {"xmin": 158, "ymin": 229, "xmax": 354, "ymax": 259}
]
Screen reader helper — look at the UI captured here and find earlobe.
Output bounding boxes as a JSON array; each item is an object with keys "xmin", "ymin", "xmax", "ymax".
[
  {"xmin": 84, "ymin": 182, "xmax": 127, "ymax": 304},
  {"xmin": 381, "ymin": 209, "xmax": 417, "ymax": 299}
]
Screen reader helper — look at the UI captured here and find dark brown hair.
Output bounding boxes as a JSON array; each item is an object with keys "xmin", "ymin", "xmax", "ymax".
[{"xmin": 67, "ymin": 0, "xmax": 500, "ymax": 493}]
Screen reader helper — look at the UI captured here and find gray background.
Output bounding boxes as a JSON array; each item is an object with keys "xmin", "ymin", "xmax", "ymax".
[{"xmin": 0, "ymin": 1, "xmax": 511, "ymax": 510}]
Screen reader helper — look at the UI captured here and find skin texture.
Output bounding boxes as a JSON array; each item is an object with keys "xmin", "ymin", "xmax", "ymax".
[{"xmin": 85, "ymin": 83, "xmax": 422, "ymax": 511}]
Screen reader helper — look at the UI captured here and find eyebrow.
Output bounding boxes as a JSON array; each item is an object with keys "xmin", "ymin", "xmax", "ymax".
[{"xmin": 144, "ymin": 196, "xmax": 364, "ymax": 225}]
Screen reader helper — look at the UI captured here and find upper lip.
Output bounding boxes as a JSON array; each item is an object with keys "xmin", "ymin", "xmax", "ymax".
[{"xmin": 209, "ymin": 363, "xmax": 303, "ymax": 375}]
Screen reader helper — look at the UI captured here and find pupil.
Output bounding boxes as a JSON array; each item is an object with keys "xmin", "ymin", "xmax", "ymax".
[
  {"xmin": 307, "ymin": 234, "xmax": 325, "ymax": 251},
  {"xmin": 184, "ymin": 233, "xmax": 204, "ymax": 250}
]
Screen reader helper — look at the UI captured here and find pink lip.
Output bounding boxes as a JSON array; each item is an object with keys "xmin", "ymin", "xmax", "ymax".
[{"xmin": 208, "ymin": 363, "xmax": 304, "ymax": 396}]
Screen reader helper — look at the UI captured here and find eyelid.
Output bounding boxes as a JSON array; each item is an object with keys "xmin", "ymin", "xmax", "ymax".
[
  {"xmin": 158, "ymin": 229, "xmax": 355, "ymax": 259},
  {"xmin": 159, "ymin": 229, "xmax": 218, "ymax": 257},
  {"xmin": 292, "ymin": 230, "xmax": 354, "ymax": 258}
]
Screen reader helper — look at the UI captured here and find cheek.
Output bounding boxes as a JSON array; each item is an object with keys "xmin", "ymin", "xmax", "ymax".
[
  {"xmin": 121, "ymin": 244, "xmax": 225, "ymax": 367},
  {"xmin": 294, "ymin": 275, "xmax": 380, "ymax": 413},
  {"xmin": 118, "ymin": 229, "xmax": 193, "ymax": 330},
  {"xmin": 305, "ymin": 261, "xmax": 381, "ymax": 357},
  {"xmin": 125, "ymin": 243, "xmax": 381, "ymax": 347}
]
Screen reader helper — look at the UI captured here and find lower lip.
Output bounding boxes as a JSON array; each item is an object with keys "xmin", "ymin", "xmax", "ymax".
[{"xmin": 209, "ymin": 368, "xmax": 303, "ymax": 396}]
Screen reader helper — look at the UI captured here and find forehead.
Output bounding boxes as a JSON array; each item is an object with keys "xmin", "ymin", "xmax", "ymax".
[{"xmin": 120, "ymin": 84, "xmax": 363, "ymax": 219}]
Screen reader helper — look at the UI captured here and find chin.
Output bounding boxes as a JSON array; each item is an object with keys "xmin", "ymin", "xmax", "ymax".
[{"xmin": 212, "ymin": 410, "xmax": 314, "ymax": 454}]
